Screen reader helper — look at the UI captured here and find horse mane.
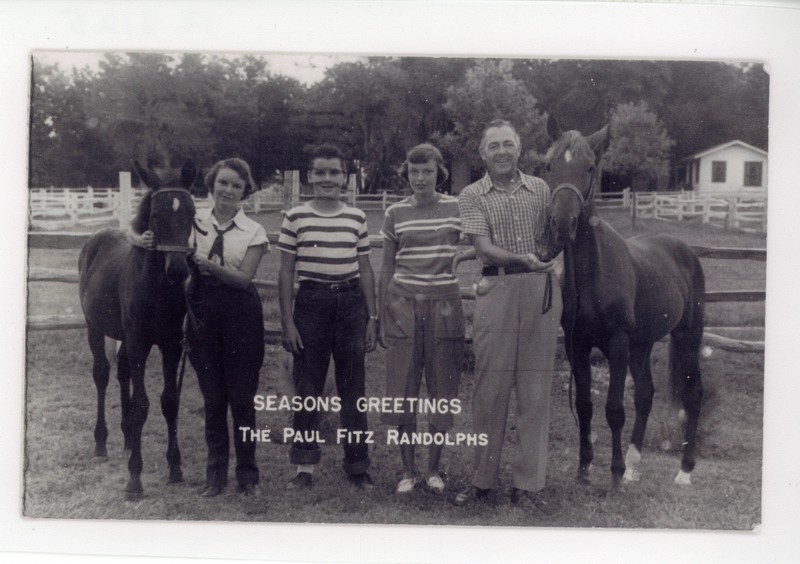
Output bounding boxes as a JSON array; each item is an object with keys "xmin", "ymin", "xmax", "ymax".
[
  {"xmin": 131, "ymin": 190, "xmax": 153, "ymax": 234},
  {"xmin": 545, "ymin": 130, "xmax": 596, "ymax": 166}
]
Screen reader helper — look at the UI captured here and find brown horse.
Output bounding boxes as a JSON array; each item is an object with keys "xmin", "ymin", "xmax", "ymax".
[
  {"xmin": 78, "ymin": 160, "xmax": 197, "ymax": 500},
  {"xmin": 544, "ymin": 115, "xmax": 705, "ymax": 489}
]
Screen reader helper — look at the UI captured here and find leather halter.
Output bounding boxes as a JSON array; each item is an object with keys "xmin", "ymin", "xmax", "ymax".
[
  {"xmin": 549, "ymin": 172, "xmax": 596, "ymax": 210},
  {"xmin": 149, "ymin": 188, "xmax": 196, "ymax": 253}
]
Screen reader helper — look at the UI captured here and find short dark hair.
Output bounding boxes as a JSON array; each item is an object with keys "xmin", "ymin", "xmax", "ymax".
[
  {"xmin": 479, "ymin": 119, "xmax": 521, "ymax": 153},
  {"xmin": 308, "ymin": 144, "xmax": 347, "ymax": 172},
  {"xmin": 397, "ymin": 143, "xmax": 449, "ymax": 186},
  {"xmin": 204, "ymin": 157, "xmax": 256, "ymax": 199}
]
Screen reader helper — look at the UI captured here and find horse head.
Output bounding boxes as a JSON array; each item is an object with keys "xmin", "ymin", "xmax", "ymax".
[
  {"xmin": 544, "ymin": 115, "xmax": 610, "ymax": 248},
  {"xmin": 132, "ymin": 159, "xmax": 198, "ymax": 284}
]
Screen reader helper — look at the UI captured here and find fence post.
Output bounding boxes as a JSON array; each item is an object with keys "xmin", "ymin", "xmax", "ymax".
[
  {"xmin": 622, "ymin": 187, "xmax": 630, "ymax": 209},
  {"xmin": 282, "ymin": 171, "xmax": 293, "ymax": 210},
  {"xmin": 382, "ymin": 191, "xmax": 388, "ymax": 211},
  {"xmin": 725, "ymin": 199, "xmax": 736, "ymax": 230},
  {"xmin": 348, "ymin": 174, "xmax": 357, "ymax": 206},
  {"xmin": 291, "ymin": 170, "xmax": 300, "ymax": 208},
  {"xmin": 118, "ymin": 171, "xmax": 132, "ymax": 229},
  {"xmin": 631, "ymin": 190, "xmax": 637, "ymax": 229}
]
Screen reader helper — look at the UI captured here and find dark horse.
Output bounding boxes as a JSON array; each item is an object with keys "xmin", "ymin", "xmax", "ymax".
[
  {"xmin": 78, "ymin": 160, "xmax": 197, "ymax": 500},
  {"xmin": 544, "ymin": 115, "xmax": 705, "ymax": 489}
]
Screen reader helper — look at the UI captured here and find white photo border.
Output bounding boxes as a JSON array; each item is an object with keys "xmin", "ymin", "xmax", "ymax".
[{"xmin": 4, "ymin": 1, "xmax": 799, "ymax": 562}]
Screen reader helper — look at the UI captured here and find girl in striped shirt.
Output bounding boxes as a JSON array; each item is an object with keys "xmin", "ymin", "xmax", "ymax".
[{"xmin": 378, "ymin": 143, "xmax": 466, "ymax": 495}]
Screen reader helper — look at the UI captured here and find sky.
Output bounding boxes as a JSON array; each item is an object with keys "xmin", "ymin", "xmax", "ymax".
[{"xmin": 34, "ymin": 50, "xmax": 363, "ymax": 85}]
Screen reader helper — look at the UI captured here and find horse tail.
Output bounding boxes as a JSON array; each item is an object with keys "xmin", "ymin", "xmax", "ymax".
[{"xmin": 669, "ymin": 249, "xmax": 705, "ymax": 404}]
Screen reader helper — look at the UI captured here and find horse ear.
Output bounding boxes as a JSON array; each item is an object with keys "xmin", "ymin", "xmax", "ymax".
[
  {"xmin": 180, "ymin": 159, "xmax": 198, "ymax": 190},
  {"xmin": 546, "ymin": 114, "xmax": 562, "ymax": 142},
  {"xmin": 587, "ymin": 125, "xmax": 611, "ymax": 162},
  {"xmin": 133, "ymin": 160, "xmax": 162, "ymax": 191}
]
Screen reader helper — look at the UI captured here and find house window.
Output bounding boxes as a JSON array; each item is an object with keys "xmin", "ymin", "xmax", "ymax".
[
  {"xmin": 744, "ymin": 161, "xmax": 763, "ymax": 187},
  {"xmin": 711, "ymin": 161, "xmax": 727, "ymax": 183}
]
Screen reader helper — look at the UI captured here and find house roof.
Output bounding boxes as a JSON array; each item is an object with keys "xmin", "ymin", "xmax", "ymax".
[{"xmin": 684, "ymin": 140, "xmax": 768, "ymax": 161}]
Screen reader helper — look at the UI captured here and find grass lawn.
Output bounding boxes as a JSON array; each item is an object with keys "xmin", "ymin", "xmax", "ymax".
[{"xmin": 23, "ymin": 209, "xmax": 764, "ymax": 529}]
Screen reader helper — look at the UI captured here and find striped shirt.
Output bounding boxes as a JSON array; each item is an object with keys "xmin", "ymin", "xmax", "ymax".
[
  {"xmin": 458, "ymin": 171, "xmax": 553, "ymax": 260},
  {"xmin": 381, "ymin": 195, "xmax": 462, "ymax": 296},
  {"xmin": 277, "ymin": 202, "xmax": 371, "ymax": 283}
]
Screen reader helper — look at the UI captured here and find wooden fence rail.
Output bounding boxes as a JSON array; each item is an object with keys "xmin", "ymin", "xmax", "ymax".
[{"xmin": 27, "ymin": 241, "xmax": 767, "ymax": 353}]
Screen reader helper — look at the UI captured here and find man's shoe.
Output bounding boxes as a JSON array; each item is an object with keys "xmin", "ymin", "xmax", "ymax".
[
  {"xmin": 510, "ymin": 487, "xmax": 545, "ymax": 511},
  {"xmin": 348, "ymin": 472, "xmax": 375, "ymax": 490},
  {"xmin": 200, "ymin": 484, "xmax": 224, "ymax": 498},
  {"xmin": 238, "ymin": 483, "xmax": 263, "ymax": 497},
  {"xmin": 453, "ymin": 485, "xmax": 489, "ymax": 506},
  {"xmin": 287, "ymin": 472, "xmax": 313, "ymax": 490}
]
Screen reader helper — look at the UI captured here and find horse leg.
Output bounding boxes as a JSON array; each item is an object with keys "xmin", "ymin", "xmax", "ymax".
[
  {"xmin": 123, "ymin": 339, "xmax": 151, "ymax": 500},
  {"xmin": 87, "ymin": 327, "xmax": 110, "ymax": 458},
  {"xmin": 159, "ymin": 342, "xmax": 184, "ymax": 484},
  {"xmin": 570, "ymin": 339, "xmax": 594, "ymax": 484},
  {"xmin": 624, "ymin": 342, "xmax": 655, "ymax": 483},
  {"xmin": 605, "ymin": 332, "xmax": 629, "ymax": 491},
  {"xmin": 670, "ymin": 331, "xmax": 704, "ymax": 485},
  {"xmin": 117, "ymin": 343, "xmax": 132, "ymax": 451}
]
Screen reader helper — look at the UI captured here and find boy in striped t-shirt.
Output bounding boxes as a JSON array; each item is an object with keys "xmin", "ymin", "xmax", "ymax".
[
  {"xmin": 277, "ymin": 144, "xmax": 377, "ymax": 490},
  {"xmin": 377, "ymin": 143, "xmax": 466, "ymax": 495}
]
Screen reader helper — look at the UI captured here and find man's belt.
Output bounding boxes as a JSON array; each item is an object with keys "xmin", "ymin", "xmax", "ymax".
[
  {"xmin": 480, "ymin": 266, "xmax": 553, "ymax": 314},
  {"xmin": 481, "ymin": 265, "xmax": 533, "ymax": 276}
]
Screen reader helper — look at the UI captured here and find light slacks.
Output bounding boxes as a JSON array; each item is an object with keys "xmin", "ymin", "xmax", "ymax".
[{"xmin": 470, "ymin": 272, "xmax": 562, "ymax": 493}]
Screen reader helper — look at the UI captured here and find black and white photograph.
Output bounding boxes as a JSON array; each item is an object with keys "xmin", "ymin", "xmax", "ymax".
[{"xmin": 4, "ymin": 2, "xmax": 799, "ymax": 563}]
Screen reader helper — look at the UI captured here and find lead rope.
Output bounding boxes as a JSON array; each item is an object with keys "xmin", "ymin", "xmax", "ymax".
[{"xmin": 177, "ymin": 218, "xmax": 209, "ymax": 403}]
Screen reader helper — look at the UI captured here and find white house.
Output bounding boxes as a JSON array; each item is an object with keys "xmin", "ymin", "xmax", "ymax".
[{"xmin": 679, "ymin": 140, "xmax": 767, "ymax": 194}]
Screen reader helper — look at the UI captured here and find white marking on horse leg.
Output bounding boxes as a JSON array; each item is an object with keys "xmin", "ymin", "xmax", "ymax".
[
  {"xmin": 172, "ymin": 197, "xmax": 180, "ymax": 211},
  {"xmin": 104, "ymin": 337, "xmax": 119, "ymax": 367},
  {"xmin": 564, "ymin": 149, "xmax": 573, "ymax": 163},
  {"xmin": 623, "ymin": 444, "xmax": 641, "ymax": 482},
  {"xmin": 674, "ymin": 469, "xmax": 692, "ymax": 485},
  {"xmin": 678, "ymin": 408, "xmax": 687, "ymax": 424}
]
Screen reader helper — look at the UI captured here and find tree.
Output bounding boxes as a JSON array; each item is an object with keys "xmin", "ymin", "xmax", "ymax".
[
  {"xmin": 29, "ymin": 59, "xmax": 116, "ymax": 186},
  {"xmin": 437, "ymin": 59, "xmax": 547, "ymax": 175},
  {"xmin": 602, "ymin": 101, "xmax": 674, "ymax": 191}
]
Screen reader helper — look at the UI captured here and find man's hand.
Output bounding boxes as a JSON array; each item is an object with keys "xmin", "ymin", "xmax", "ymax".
[{"xmin": 520, "ymin": 253, "xmax": 558, "ymax": 273}]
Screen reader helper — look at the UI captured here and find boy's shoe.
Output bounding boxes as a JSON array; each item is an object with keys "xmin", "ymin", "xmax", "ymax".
[
  {"xmin": 287, "ymin": 472, "xmax": 313, "ymax": 490},
  {"xmin": 200, "ymin": 484, "xmax": 224, "ymax": 498},
  {"xmin": 348, "ymin": 472, "xmax": 375, "ymax": 490},
  {"xmin": 238, "ymin": 483, "xmax": 263, "ymax": 497}
]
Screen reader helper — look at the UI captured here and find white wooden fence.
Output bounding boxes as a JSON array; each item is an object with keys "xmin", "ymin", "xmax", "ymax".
[
  {"xmin": 594, "ymin": 188, "xmax": 767, "ymax": 233},
  {"xmin": 29, "ymin": 171, "xmax": 410, "ymax": 231},
  {"xmin": 30, "ymin": 176, "xmax": 767, "ymax": 234}
]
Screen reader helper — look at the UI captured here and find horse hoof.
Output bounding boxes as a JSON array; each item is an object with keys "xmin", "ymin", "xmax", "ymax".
[
  {"xmin": 169, "ymin": 470, "xmax": 184, "ymax": 484},
  {"xmin": 93, "ymin": 446, "xmax": 108, "ymax": 458},
  {"xmin": 125, "ymin": 490, "xmax": 144, "ymax": 502},
  {"xmin": 576, "ymin": 467, "xmax": 592, "ymax": 485},
  {"xmin": 611, "ymin": 475, "xmax": 625, "ymax": 492},
  {"xmin": 623, "ymin": 468, "xmax": 640, "ymax": 483},
  {"xmin": 674, "ymin": 470, "xmax": 692, "ymax": 485},
  {"xmin": 125, "ymin": 479, "xmax": 144, "ymax": 501}
]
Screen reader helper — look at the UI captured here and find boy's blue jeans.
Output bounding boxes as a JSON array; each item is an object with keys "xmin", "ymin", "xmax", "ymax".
[{"xmin": 290, "ymin": 279, "xmax": 371, "ymax": 475}]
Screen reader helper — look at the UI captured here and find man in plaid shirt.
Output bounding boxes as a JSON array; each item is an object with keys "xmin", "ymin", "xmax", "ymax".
[{"xmin": 455, "ymin": 119, "xmax": 563, "ymax": 509}]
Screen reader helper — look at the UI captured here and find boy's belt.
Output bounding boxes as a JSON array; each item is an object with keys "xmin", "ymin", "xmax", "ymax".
[{"xmin": 300, "ymin": 278, "xmax": 361, "ymax": 293}]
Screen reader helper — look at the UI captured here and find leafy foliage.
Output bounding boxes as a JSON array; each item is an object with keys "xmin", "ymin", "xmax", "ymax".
[
  {"xmin": 603, "ymin": 101, "xmax": 675, "ymax": 191},
  {"xmin": 29, "ymin": 54, "xmax": 768, "ymax": 192}
]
